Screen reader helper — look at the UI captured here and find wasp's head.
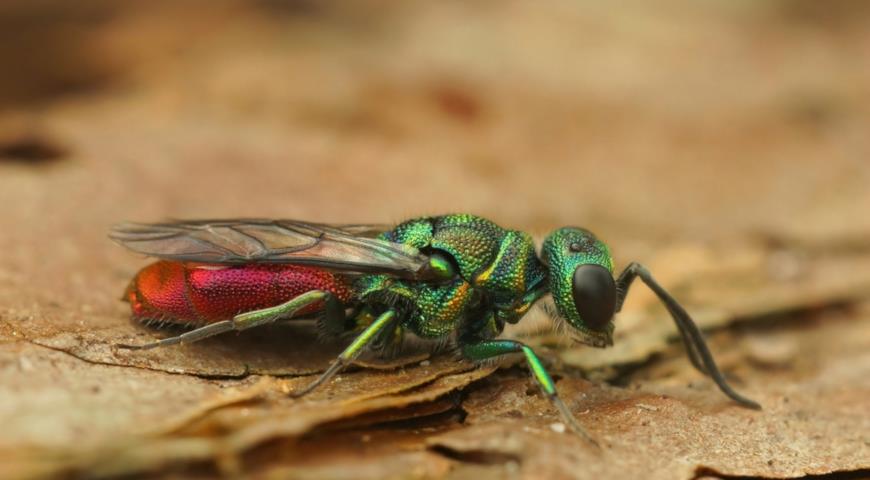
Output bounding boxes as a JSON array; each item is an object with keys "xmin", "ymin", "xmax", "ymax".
[{"xmin": 541, "ymin": 227, "xmax": 616, "ymax": 347}]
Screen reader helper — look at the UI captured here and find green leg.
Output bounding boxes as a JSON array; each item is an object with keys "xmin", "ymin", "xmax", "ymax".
[
  {"xmin": 290, "ymin": 309, "xmax": 397, "ymax": 398},
  {"xmin": 117, "ymin": 290, "xmax": 337, "ymax": 350},
  {"xmin": 462, "ymin": 340, "xmax": 598, "ymax": 446}
]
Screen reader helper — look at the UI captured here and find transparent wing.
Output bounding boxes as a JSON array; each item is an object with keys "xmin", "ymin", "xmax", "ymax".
[{"xmin": 110, "ymin": 219, "xmax": 432, "ymax": 279}]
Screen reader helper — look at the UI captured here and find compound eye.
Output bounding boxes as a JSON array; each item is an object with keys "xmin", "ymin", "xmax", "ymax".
[{"xmin": 571, "ymin": 264, "xmax": 616, "ymax": 331}]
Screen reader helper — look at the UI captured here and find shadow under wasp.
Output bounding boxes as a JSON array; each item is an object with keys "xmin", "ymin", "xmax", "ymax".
[{"xmin": 110, "ymin": 214, "xmax": 760, "ymax": 444}]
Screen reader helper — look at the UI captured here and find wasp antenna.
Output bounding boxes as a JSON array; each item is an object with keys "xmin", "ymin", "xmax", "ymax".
[{"xmin": 615, "ymin": 262, "xmax": 761, "ymax": 410}]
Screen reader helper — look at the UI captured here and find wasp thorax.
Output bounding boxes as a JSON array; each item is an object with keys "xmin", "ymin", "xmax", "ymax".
[
  {"xmin": 542, "ymin": 227, "xmax": 616, "ymax": 345},
  {"xmin": 425, "ymin": 252, "xmax": 458, "ymax": 281}
]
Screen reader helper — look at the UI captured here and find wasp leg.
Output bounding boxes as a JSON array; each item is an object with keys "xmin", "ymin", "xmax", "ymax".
[
  {"xmin": 116, "ymin": 290, "xmax": 337, "ymax": 350},
  {"xmin": 316, "ymin": 293, "xmax": 352, "ymax": 338},
  {"xmin": 462, "ymin": 340, "xmax": 598, "ymax": 446},
  {"xmin": 290, "ymin": 309, "xmax": 397, "ymax": 398},
  {"xmin": 615, "ymin": 262, "xmax": 761, "ymax": 409}
]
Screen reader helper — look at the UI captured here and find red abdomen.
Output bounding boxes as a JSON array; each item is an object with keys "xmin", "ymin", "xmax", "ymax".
[{"xmin": 125, "ymin": 261, "xmax": 355, "ymax": 325}]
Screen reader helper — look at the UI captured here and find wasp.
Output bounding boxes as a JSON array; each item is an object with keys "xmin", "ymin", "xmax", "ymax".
[{"xmin": 111, "ymin": 214, "xmax": 759, "ymax": 443}]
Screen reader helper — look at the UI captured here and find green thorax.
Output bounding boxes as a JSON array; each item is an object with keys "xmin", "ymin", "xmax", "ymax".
[{"xmin": 355, "ymin": 214, "xmax": 546, "ymax": 338}]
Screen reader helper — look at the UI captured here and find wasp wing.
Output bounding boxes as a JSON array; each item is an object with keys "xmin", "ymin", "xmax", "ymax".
[{"xmin": 110, "ymin": 219, "xmax": 432, "ymax": 279}]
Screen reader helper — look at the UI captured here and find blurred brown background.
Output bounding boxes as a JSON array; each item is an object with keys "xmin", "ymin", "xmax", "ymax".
[
  {"xmin": 0, "ymin": 1, "xmax": 868, "ymax": 479},
  {"xmin": 2, "ymin": 0, "xmax": 868, "ymax": 244}
]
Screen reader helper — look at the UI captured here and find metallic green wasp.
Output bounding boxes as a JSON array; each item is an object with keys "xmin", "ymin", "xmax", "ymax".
[{"xmin": 111, "ymin": 214, "xmax": 760, "ymax": 444}]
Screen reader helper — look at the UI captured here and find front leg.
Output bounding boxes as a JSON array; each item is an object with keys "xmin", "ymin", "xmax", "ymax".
[{"xmin": 462, "ymin": 339, "xmax": 598, "ymax": 446}]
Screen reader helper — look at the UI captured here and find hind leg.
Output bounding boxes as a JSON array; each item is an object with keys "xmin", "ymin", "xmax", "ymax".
[{"xmin": 117, "ymin": 290, "xmax": 341, "ymax": 350}]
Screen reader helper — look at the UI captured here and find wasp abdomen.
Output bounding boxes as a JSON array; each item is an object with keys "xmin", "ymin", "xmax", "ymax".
[{"xmin": 125, "ymin": 261, "xmax": 354, "ymax": 326}]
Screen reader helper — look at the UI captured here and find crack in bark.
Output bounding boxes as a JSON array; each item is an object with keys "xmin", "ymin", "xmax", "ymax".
[
  {"xmin": 0, "ymin": 317, "xmax": 253, "ymax": 380},
  {"xmin": 693, "ymin": 467, "xmax": 870, "ymax": 480},
  {"xmin": 428, "ymin": 444, "xmax": 522, "ymax": 466}
]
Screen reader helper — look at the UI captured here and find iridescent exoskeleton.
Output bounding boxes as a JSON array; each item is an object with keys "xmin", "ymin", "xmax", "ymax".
[{"xmin": 111, "ymin": 214, "xmax": 759, "ymax": 443}]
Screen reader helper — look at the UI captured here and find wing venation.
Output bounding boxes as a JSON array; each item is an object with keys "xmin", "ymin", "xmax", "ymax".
[{"xmin": 110, "ymin": 219, "xmax": 432, "ymax": 279}]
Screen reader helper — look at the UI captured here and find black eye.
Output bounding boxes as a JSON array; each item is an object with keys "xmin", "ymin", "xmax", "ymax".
[{"xmin": 572, "ymin": 264, "xmax": 616, "ymax": 330}]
